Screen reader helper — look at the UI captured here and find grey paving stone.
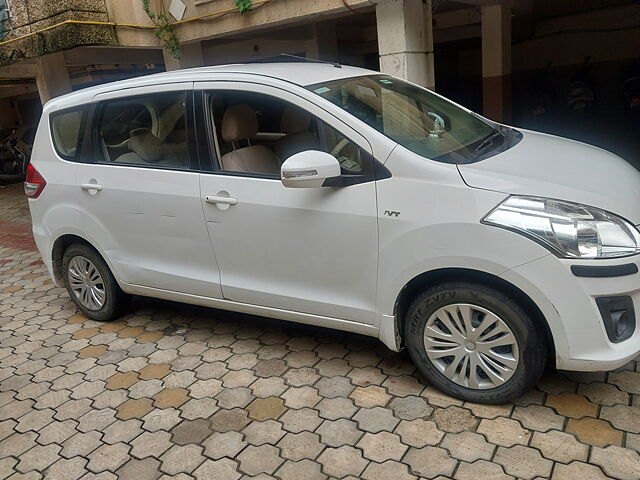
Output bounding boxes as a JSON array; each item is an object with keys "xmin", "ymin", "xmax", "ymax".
[
  {"xmin": 237, "ymin": 444, "xmax": 284, "ymax": 476},
  {"xmin": 403, "ymin": 446, "xmax": 457, "ymax": 478},
  {"xmin": 389, "ymin": 395, "xmax": 433, "ymax": 420},
  {"xmin": 102, "ymin": 419, "xmax": 144, "ymax": 445},
  {"xmin": 280, "ymin": 408, "xmax": 322, "ymax": 433},
  {"xmin": 353, "ymin": 407, "xmax": 399, "ymax": 433},
  {"xmin": 130, "ymin": 431, "xmax": 173, "ymax": 459},
  {"xmin": 215, "ymin": 387, "xmax": 254, "ymax": 409},
  {"xmin": 86, "ymin": 442, "xmax": 131, "ymax": 473},
  {"xmin": 441, "ymin": 431, "xmax": 495, "ymax": 462},
  {"xmin": 277, "ymin": 431, "xmax": 324, "ymax": 461},
  {"xmin": 203, "ymin": 431, "xmax": 246, "ymax": 460},
  {"xmin": 36, "ymin": 419, "xmax": 78, "ymax": 445},
  {"xmin": 394, "ymin": 419, "xmax": 444, "ymax": 447},
  {"xmin": 493, "ymin": 445, "xmax": 553, "ymax": 479},
  {"xmin": 315, "ymin": 376, "xmax": 355, "ymax": 398},
  {"xmin": 60, "ymin": 431, "xmax": 103, "ymax": 459},
  {"xmin": 275, "ymin": 459, "xmax": 327, "ymax": 480},
  {"xmin": 192, "ymin": 458, "xmax": 241, "ymax": 480},
  {"xmin": 317, "ymin": 445, "xmax": 368, "ymax": 478},
  {"xmin": 361, "ymin": 460, "xmax": 417, "ymax": 480},
  {"xmin": 454, "ymin": 460, "xmax": 514, "ymax": 480},
  {"xmin": 590, "ymin": 445, "xmax": 640, "ymax": 480},
  {"xmin": 242, "ymin": 419, "xmax": 285, "ymax": 446},
  {"xmin": 530, "ymin": 430, "xmax": 589, "ymax": 463},
  {"xmin": 357, "ymin": 431, "xmax": 407, "ymax": 462},
  {"xmin": 15, "ymin": 408, "xmax": 55, "ymax": 433},
  {"xmin": 142, "ymin": 408, "xmax": 182, "ymax": 432},
  {"xmin": 16, "ymin": 443, "xmax": 62, "ymax": 473},
  {"xmin": 171, "ymin": 418, "xmax": 212, "ymax": 445},
  {"xmin": 44, "ymin": 456, "xmax": 89, "ymax": 480},
  {"xmin": 159, "ymin": 444, "xmax": 205, "ymax": 475},
  {"xmin": 115, "ymin": 457, "xmax": 162, "ymax": 480}
]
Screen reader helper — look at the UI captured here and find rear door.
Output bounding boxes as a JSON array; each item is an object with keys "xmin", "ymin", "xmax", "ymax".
[{"xmin": 75, "ymin": 83, "xmax": 223, "ymax": 298}]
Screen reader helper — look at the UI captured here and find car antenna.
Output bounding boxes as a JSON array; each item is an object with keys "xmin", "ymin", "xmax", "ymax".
[{"xmin": 280, "ymin": 53, "xmax": 342, "ymax": 69}]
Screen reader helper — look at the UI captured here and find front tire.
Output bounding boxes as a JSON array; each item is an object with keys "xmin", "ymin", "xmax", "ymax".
[
  {"xmin": 62, "ymin": 244, "xmax": 130, "ymax": 322},
  {"xmin": 404, "ymin": 282, "xmax": 546, "ymax": 404}
]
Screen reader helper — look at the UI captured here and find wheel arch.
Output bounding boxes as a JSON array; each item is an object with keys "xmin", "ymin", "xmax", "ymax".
[
  {"xmin": 51, "ymin": 234, "xmax": 103, "ymax": 285},
  {"xmin": 393, "ymin": 267, "xmax": 556, "ymax": 368}
]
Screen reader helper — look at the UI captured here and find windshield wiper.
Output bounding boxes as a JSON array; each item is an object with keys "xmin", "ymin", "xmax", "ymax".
[{"xmin": 474, "ymin": 131, "xmax": 502, "ymax": 154}]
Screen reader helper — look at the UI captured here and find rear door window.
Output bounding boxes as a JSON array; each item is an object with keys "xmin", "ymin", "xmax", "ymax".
[{"xmin": 95, "ymin": 92, "xmax": 190, "ymax": 170}]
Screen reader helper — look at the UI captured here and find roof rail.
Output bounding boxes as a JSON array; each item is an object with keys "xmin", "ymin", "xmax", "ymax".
[{"xmin": 279, "ymin": 53, "xmax": 342, "ymax": 69}]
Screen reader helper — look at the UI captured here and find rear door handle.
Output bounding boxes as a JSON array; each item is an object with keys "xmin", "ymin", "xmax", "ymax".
[
  {"xmin": 80, "ymin": 183, "xmax": 103, "ymax": 191},
  {"xmin": 205, "ymin": 195, "xmax": 238, "ymax": 205}
]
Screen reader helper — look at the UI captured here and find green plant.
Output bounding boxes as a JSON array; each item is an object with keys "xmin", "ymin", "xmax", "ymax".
[
  {"xmin": 141, "ymin": 0, "xmax": 181, "ymax": 59},
  {"xmin": 236, "ymin": 0, "xmax": 253, "ymax": 14}
]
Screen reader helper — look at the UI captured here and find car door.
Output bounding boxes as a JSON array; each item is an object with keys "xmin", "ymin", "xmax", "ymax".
[
  {"xmin": 195, "ymin": 81, "xmax": 380, "ymax": 324},
  {"xmin": 75, "ymin": 84, "xmax": 223, "ymax": 298}
]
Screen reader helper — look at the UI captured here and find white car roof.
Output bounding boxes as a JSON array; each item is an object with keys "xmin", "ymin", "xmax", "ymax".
[{"xmin": 44, "ymin": 63, "xmax": 376, "ymax": 111}]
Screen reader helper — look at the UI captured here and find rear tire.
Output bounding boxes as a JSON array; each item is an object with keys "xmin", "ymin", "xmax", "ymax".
[
  {"xmin": 404, "ymin": 281, "xmax": 546, "ymax": 404},
  {"xmin": 62, "ymin": 244, "xmax": 130, "ymax": 322}
]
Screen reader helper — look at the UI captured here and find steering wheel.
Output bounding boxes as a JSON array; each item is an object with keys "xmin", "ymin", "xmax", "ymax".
[
  {"xmin": 330, "ymin": 138, "xmax": 362, "ymax": 173},
  {"xmin": 330, "ymin": 138, "xmax": 350, "ymax": 157}
]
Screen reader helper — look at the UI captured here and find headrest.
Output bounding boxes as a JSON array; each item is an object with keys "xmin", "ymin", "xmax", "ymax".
[
  {"xmin": 222, "ymin": 104, "xmax": 258, "ymax": 142},
  {"xmin": 280, "ymin": 106, "xmax": 312, "ymax": 134}
]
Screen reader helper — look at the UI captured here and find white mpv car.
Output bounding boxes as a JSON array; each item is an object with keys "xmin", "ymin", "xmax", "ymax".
[{"xmin": 26, "ymin": 63, "xmax": 640, "ymax": 403}]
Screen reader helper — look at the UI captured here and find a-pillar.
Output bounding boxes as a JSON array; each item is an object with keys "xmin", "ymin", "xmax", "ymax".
[
  {"xmin": 35, "ymin": 52, "xmax": 72, "ymax": 104},
  {"xmin": 481, "ymin": 4, "xmax": 512, "ymax": 122},
  {"xmin": 376, "ymin": 0, "xmax": 435, "ymax": 90},
  {"xmin": 305, "ymin": 23, "xmax": 339, "ymax": 62},
  {"xmin": 163, "ymin": 41, "xmax": 205, "ymax": 71}
]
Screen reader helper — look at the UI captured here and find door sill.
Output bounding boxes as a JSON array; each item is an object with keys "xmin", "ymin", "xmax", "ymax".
[{"xmin": 122, "ymin": 282, "xmax": 379, "ymax": 337}]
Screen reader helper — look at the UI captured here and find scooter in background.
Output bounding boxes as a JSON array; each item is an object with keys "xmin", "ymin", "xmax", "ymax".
[
  {"xmin": 528, "ymin": 62, "xmax": 556, "ymax": 123},
  {"xmin": 567, "ymin": 57, "xmax": 595, "ymax": 116}
]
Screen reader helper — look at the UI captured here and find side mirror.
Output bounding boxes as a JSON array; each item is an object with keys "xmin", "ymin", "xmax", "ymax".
[{"xmin": 281, "ymin": 150, "xmax": 341, "ymax": 188}]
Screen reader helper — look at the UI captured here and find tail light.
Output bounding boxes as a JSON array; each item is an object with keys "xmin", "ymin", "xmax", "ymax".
[{"xmin": 24, "ymin": 164, "xmax": 46, "ymax": 199}]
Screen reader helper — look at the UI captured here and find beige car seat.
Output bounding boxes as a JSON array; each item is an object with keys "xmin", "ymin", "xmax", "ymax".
[
  {"xmin": 219, "ymin": 104, "xmax": 280, "ymax": 174},
  {"xmin": 274, "ymin": 106, "xmax": 320, "ymax": 161},
  {"xmin": 116, "ymin": 99, "xmax": 187, "ymax": 167}
]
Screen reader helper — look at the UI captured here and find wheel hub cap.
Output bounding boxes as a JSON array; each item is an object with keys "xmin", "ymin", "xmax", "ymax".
[
  {"xmin": 67, "ymin": 256, "xmax": 106, "ymax": 311},
  {"xmin": 423, "ymin": 303, "xmax": 520, "ymax": 390}
]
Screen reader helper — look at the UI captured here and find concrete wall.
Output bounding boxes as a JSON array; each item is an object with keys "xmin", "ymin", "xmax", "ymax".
[{"xmin": 0, "ymin": 0, "xmax": 117, "ymax": 65}]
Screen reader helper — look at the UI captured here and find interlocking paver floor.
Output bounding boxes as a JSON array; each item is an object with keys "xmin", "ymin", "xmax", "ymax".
[{"xmin": 1, "ymin": 182, "xmax": 639, "ymax": 479}]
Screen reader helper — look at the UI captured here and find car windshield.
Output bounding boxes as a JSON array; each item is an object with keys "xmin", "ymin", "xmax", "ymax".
[{"xmin": 308, "ymin": 75, "xmax": 511, "ymax": 163}]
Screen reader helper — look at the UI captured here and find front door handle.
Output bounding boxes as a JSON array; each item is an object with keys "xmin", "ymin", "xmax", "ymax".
[
  {"xmin": 206, "ymin": 195, "xmax": 238, "ymax": 205},
  {"xmin": 80, "ymin": 183, "xmax": 103, "ymax": 192}
]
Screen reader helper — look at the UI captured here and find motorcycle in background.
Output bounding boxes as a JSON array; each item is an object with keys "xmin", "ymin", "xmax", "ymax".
[
  {"xmin": 0, "ymin": 126, "xmax": 34, "ymax": 180},
  {"xmin": 622, "ymin": 59, "xmax": 640, "ymax": 120}
]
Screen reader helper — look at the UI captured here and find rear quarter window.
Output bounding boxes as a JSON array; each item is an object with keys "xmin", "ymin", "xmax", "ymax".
[{"xmin": 50, "ymin": 107, "xmax": 87, "ymax": 160}]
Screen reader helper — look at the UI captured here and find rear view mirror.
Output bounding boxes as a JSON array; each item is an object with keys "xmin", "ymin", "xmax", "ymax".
[{"xmin": 281, "ymin": 150, "xmax": 341, "ymax": 188}]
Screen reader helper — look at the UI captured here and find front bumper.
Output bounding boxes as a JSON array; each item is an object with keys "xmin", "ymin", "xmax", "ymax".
[{"xmin": 501, "ymin": 254, "xmax": 640, "ymax": 371}]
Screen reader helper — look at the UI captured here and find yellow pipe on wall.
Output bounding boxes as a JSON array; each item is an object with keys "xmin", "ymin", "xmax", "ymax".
[{"xmin": 0, "ymin": 0, "xmax": 274, "ymax": 48}]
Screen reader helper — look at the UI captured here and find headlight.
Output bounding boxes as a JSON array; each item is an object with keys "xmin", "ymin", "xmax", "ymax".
[{"xmin": 483, "ymin": 196, "xmax": 640, "ymax": 258}]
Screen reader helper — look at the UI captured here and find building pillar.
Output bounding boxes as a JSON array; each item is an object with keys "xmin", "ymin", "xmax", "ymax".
[
  {"xmin": 163, "ymin": 41, "xmax": 205, "ymax": 71},
  {"xmin": 376, "ymin": 0, "xmax": 435, "ymax": 90},
  {"xmin": 305, "ymin": 23, "xmax": 339, "ymax": 62},
  {"xmin": 35, "ymin": 52, "xmax": 72, "ymax": 104},
  {"xmin": 481, "ymin": 4, "xmax": 512, "ymax": 122}
]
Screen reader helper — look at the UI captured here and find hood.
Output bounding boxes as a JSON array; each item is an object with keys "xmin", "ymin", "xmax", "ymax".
[{"xmin": 458, "ymin": 129, "xmax": 640, "ymax": 225}]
